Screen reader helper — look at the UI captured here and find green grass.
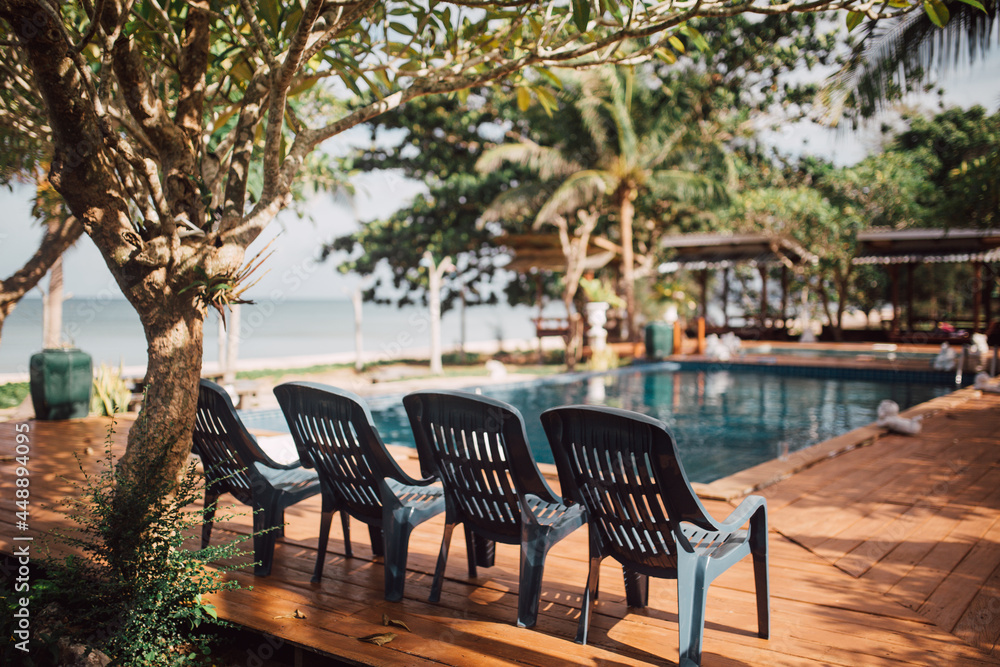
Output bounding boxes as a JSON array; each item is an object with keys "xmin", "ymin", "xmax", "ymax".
[
  {"xmin": 0, "ymin": 383, "xmax": 29, "ymax": 409},
  {"xmin": 234, "ymin": 357, "xmax": 566, "ymax": 384}
]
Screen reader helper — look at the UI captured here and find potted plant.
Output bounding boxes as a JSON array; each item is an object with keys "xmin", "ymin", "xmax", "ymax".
[{"xmin": 579, "ymin": 277, "xmax": 625, "ymax": 347}]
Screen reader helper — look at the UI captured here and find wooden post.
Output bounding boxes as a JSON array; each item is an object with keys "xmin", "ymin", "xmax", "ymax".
[
  {"xmin": 352, "ymin": 287, "xmax": 364, "ymax": 373},
  {"xmin": 758, "ymin": 265, "xmax": 769, "ymax": 327},
  {"xmin": 699, "ymin": 268, "xmax": 709, "ymax": 321},
  {"xmin": 722, "ymin": 266, "xmax": 730, "ymax": 328},
  {"xmin": 780, "ymin": 264, "xmax": 789, "ymax": 331},
  {"xmin": 889, "ymin": 265, "xmax": 900, "ymax": 336},
  {"xmin": 535, "ymin": 274, "xmax": 544, "ymax": 364},
  {"xmin": 906, "ymin": 263, "xmax": 915, "ymax": 333},
  {"xmin": 673, "ymin": 319, "xmax": 682, "ymax": 355},
  {"xmin": 223, "ymin": 303, "xmax": 240, "ymax": 385},
  {"xmin": 973, "ymin": 262, "xmax": 983, "ymax": 333},
  {"xmin": 697, "ymin": 317, "xmax": 706, "ymax": 355},
  {"xmin": 984, "ymin": 265, "xmax": 994, "ymax": 328},
  {"xmin": 216, "ymin": 311, "xmax": 226, "ymax": 378}
]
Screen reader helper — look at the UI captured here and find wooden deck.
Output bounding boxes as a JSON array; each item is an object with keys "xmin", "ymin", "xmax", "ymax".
[{"xmin": 3, "ymin": 388, "xmax": 1000, "ymax": 665}]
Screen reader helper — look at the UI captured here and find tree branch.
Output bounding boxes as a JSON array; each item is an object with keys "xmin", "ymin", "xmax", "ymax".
[
  {"xmin": 260, "ymin": 0, "xmax": 324, "ymax": 201},
  {"xmin": 237, "ymin": 0, "xmax": 277, "ymax": 69},
  {"xmin": 0, "ymin": 215, "xmax": 85, "ymax": 317},
  {"xmin": 221, "ymin": 71, "xmax": 269, "ymax": 228},
  {"xmin": 175, "ymin": 1, "xmax": 211, "ymax": 153}
]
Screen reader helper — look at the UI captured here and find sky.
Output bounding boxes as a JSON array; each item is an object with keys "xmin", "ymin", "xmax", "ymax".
[{"xmin": 1, "ymin": 50, "xmax": 998, "ymax": 302}]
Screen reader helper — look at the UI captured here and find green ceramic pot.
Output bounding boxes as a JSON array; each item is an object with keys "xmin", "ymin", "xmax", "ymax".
[{"xmin": 29, "ymin": 348, "xmax": 93, "ymax": 420}]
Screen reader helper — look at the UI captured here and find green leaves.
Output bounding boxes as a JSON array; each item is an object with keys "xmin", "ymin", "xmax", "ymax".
[
  {"xmin": 572, "ymin": 0, "xmax": 591, "ymax": 32},
  {"xmin": 517, "ymin": 86, "xmax": 532, "ymax": 111},
  {"xmin": 846, "ymin": 11, "xmax": 864, "ymax": 31},
  {"xmin": 923, "ymin": 0, "xmax": 951, "ymax": 26},
  {"xmin": 953, "ymin": 0, "xmax": 986, "ymax": 11}
]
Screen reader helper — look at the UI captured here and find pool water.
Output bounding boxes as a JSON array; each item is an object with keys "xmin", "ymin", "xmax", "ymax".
[{"xmin": 242, "ymin": 365, "xmax": 952, "ymax": 484}]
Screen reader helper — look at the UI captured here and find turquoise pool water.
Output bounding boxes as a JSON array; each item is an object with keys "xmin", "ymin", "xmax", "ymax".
[{"xmin": 242, "ymin": 363, "xmax": 953, "ymax": 484}]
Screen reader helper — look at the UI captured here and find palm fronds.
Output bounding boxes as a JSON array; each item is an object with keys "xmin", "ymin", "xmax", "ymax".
[{"xmin": 817, "ymin": 0, "xmax": 999, "ymax": 124}]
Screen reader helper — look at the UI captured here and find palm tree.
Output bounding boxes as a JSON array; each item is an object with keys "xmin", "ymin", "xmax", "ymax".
[
  {"xmin": 478, "ymin": 67, "xmax": 730, "ymax": 342},
  {"xmin": 818, "ymin": 0, "xmax": 999, "ymax": 123}
]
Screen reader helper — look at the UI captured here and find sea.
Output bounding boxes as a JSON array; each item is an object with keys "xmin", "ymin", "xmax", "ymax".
[{"xmin": 0, "ymin": 297, "xmax": 544, "ymax": 377}]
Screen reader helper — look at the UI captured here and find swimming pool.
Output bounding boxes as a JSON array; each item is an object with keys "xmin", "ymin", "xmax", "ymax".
[{"xmin": 241, "ymin": 363, "xmax": 954, "ymax": 484}]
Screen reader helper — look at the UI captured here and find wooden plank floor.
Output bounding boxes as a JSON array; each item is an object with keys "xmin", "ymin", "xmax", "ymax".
[
  {"xmin": 2, "ymin": 390, "xmax": 999, "ymax": 665},
  {"xmin": 758, "ymin": 388, "xmax": 1000, "ymax": 658}
]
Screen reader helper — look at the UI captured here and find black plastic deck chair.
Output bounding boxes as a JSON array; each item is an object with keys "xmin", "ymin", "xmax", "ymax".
[
  {"xmin": 540, "ymin": 405, "xmax": 769, "ymax": 667},
  {"xmin": 192, "ymin": 379, "xmax": 322, "ymax": 577},
  {"xmin": 273, "ymin": 381, "xmax": 446, "ymax": 597},
  {"xmin": 403, "ymin": 390, "xmax": 587, "ymax": 628}
]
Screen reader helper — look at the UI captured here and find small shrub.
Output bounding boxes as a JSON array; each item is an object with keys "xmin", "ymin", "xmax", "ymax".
[
  {"xmin": 588, "ymin": 347, "xmax": 621, "ymax": 372},
  {"xmin": 37, "ymin": 419, "xmax": 247, "ymax": 666},
  {"xmin": 90, "ymin": 363, "xmax": 132, "ymax": 416},
  {"xmin": 0, "ymin": 381, "xmax": 30, "ymax": 409}
]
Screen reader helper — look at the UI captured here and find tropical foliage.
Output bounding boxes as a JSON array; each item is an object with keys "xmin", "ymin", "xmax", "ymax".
[{"xmin": 5, "ymin": 0, "xmax": 896, "ymax": 507}]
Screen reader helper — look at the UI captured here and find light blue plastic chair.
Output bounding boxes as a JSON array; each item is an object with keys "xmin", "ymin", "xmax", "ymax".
[
  {"xmin": 404, "ymin": 390, "xmax": 587, "ymax": 629},
  {"xmin": 193, "ymin": 379, "xmax": 322, "ymax": 577},
  {"xmin": 273, "ymin": 381, "xmax": 445, "ymax": 599},
  {"xmin": 541, "ymin": 405, "xmax": 769, "ymax": 666}
]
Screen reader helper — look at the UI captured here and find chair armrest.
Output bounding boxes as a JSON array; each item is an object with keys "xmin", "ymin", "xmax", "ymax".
[
  {"xmin": 245, "ymin": 434, "xmax": 304, "ymax": 471},
  {"xmin": 715, "ymin": 495, "xmax": 767, "ymax": 534},
  {"xmin": 389, "ymin": 469, "xmax": 439, "ymax": 487}
]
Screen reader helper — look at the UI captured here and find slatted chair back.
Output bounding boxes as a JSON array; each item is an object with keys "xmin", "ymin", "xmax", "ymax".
[
  {"xmin": 541, "ymin": 405, "xmax": 715, "ymax": 573},
  {"xmin": 542, "ymin": 404, "xmax": 770, "ymax": 663},
  {"xmin": 404, "ymin": 390, "xmax": 558, "ymax": 543},
  {"xmin": 273, "ymin": 382, "xmax": 406, "ymax": 525},
  {"xmin": 193, "ymin": 379, "xmax": 260, "ymax": 505}
]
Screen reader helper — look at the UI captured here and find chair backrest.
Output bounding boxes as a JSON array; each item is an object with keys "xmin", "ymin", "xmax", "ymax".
[
  {"xmin": 540, "ymin": 405, "xmax": 715, "ymax": 574},
  {"xmin": 403, "ymin": 390, "xmax": 555, "ymax": 542},
  {"xmin": 274, "ymin": 382, "xmax": 407, "ymax": 524},
  {"xmin": 192, "ymin": 379, "xmax": 261, "ymax": 505}
]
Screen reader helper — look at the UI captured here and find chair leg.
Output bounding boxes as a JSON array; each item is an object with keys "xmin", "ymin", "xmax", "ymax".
[
  {"xmin": 676, "ymin": 554, "xmax": 710, "ymax": 667},
  {"xmin": 252, "ymin": 503, "xmax": 281, "ymax": 577},
  {"xmin": 429, "ymin": 522, "xmax": 457, "ymax": 604},
  {"xmin": 575, "ymin": 554, "xmax": 602, "ymax": 644},
  {"xmin": 462, "ymin": 526, "xmax": 479, "ymax": 579},
  {"xmin": 340, "ymin": 509, "xmax": 352, "ymax": 559},
  {"xmin": 312, "ymin": 508, "xmax": 334, "ymax": 583},
  {"xmin": 383, "ymin": 508, "xmax": 415, "ymax": 602},
  {"xmin": 201, "ymin": 491, "xmax": 219, "ymax": 549},
  {"xmin": 516, "ymin": 534, "xmax": 553, "ymax": 628},
  {"xmin": 473, "ymin": 533, "xmax": 495, "ymax": 568},
  {"xmin": 751, "ymin": 507, "xmax": 770, "ymax": 639},
  {"xmin": 623, "ymin": 568, "xmax": 650, "ymax": 608},
  {"xmin": 369, "ymin": 524, "xmax": 386, "ymax": 558}
]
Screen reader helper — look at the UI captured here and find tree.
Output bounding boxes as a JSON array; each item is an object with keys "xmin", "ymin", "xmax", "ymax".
[
  {"xmin": 324, "ymin": 88, "xmax": 537, "ymax": 374},
  {"xmin": 892, "ymin": 105, "xmax": 1000, "ymax": 227},
  {"xmin": 819, "ymin": 0, "xmax": 999, "ymax": 123},
  {"xmin": 0, "ymin": 1, "xmax": 917, "ymax": 513},
  {"xmin": 0, "ymin": 213, "xmax": 83, "ymax": 346},
  {"xmin": 736, "ymin": 143, "xmax": 935, "ymax": 338},
  {"xmin": 0, "ymin": 109, "xmax": 83, "ymax": 345},
  {"xmin": 479, "ymin": 66, "xmax": 732, "ymax": 342}
]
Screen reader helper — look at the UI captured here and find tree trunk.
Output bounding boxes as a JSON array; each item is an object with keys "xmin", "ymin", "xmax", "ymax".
[
  {"xmin": 425, "ymin": 252, "xmax": 453, "ymax": 375},
  {"xmin": 831, "ymin": 272, "xmax": 850, "ymax": 343},
  {"xmin": 117, "ymin": 303, "xmax": 206, "ymax": 488},
  {"xmin": 353, "ymin": 287, "xmax": 364, "ymax": 373},
  {"xmin": 819, "ymin": 287, "xmax": 835, "ymax": 340},
  {"xmin": 42, "ymin": 255, "xmax": 65, "ymax": 348},
  {"xmin": 223, "ymin": 303, "xmax": 241, "ymax": 385},
  {"xmin": 618, "ymin": 188, "xmax": 637, "ymax": 342}
]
